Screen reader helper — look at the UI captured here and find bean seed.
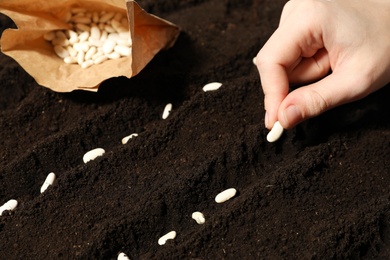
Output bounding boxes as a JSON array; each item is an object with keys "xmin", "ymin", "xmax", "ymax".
[
  {"xmin": 191, "ymin": 211, "xmax": 206, "ymax": 224},
  {"xmin": 215, "ymin": 188, "xmax": 237, "ymax": 203},
  {"xmin": 54, "ymin": 45, "xmax": 70, "ymax": 59},
  {"xmin": 43, "ymin": 31, "xmax": 56, "ymax": 41},
  {"xmin": 40, "ymin": 172, "xmax": 56, "ymax": 193},
  {"xmin": 117, "ymin": 252, "xmax": 130, "ymax": 260},
  {"xmin": 100, "ymin": 12, "xmax": 115, "ymax": 23},
  {"xmin": 107, "ymin": 52, "xmax": 121, "ymax": 60},
  {"xmin": 203, "ymin": 82, "xmax": 222, "ymax": 92},
  {"xmin": 85, "ymin": 46, "xmax": 97, "ymax": 60},
  {"xmin": 0, "ymin": 199, "xmax": 18, "ymax": 216},
  {"xmin": 81, "ymin": 60, "xmax": 94, "ymax": 69},
  {"xmin": 266, "ymin": 121, "xmax": 284, "ymax": 143},
  {"xmin": 94, "ymin": 55, "xmax": 108, "ymax": 64},
  {"xmin": 78, "ymin": 31, "xmax": 90, "ymax": 42},
  {"xmin": 90, "ymin": 26, "xmax": 101, "ymax": 39},
  {"xmin": 103, "ymin": 39, "xmax": 116, "ymax": 54},
  {"xmin": 83, "ymin": 148, "xmax": 105, "ymax": 163},
  {"xmin": 121, "ymin": 133, "xmax": 138, "ymax": 144},
  {"xmin": 77, "ymin": 50, "xmax": 85, "ymax": 65},
  {"xmin": 115, "ymin": 45, "xmax": 131, "ymax": 56},
  {"xmin": 162, "ymin": 103, "xmax": 172, "ymax": 119},
  {"xmin": 158, "ymin": 231, "xmax": 176, "ymax": 245},
  {"xmin": 64, "ymin": 56, "xmax": 77, "ymax": 64}
]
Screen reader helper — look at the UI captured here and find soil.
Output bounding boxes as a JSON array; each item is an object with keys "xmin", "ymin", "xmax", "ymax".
[{"xmin": 1, "ymin": 0, "xmax": 390, "ymax": 259}]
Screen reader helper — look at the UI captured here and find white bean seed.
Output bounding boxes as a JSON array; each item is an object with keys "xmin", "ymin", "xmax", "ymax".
[
  {"xmin": 85, "ymin": 46, "xmax": 97, "ymax": 60},
  {"xmin": 114, "ymin": 45, "xmax": 131, "ymax": 56},
  {"xmin": 54, "ymin": 45, "xmax": 70, "ymax": 59},
  {"xmin": 0, "ymin": 199, "xmax": 18, "ymax": 216},
  {"xmin": 43, "ymin": 31, "xmax": 56, "ymax": 41},
  {"xmin": 94, "ymin": 55, "xmax": 109, "ymax": 64},
  {"xmin": 81, "ymin": 60, "xmax": 94, "ymax": 69},
  {"xmin": 203, "ymin": 82, "xmax": 222, "ymax": 92},
  {"xmin": 90, "ymin": 26, "xmax": 101, "ymax": 39},
  {"xmin": 100, "ymin": 12, "xmax": 115, "ymax": 23},
  {"xmin": 66, "ymin": 46, "xmax": 77, "ymax": 57},
  {"xmin": 121, "ymin": 133, "xmax": 138, "ymax": 144},
  {"xmin": 52, "ymin": 37, "xmax": 69, "ymax": 46},
  {"xmin": 104, "ymin": 25, "xmax": 116, "ymax": 33},
  {"xmin": 83, "ymin": 148, "xmax": 105, "ymax": 163},
  {"xmin": 215, "ymin": 188, "xmax": 237, "ymax": 203},
  {"xmin": 76, "ymin": 23, "xmax": 90, "ymax": 32},
  {"xmin": 77, "ymin": 50, "xmax": 85, "ymax": 65},
  {"xmin": 72, "ymin": 16, "xmax": 91, "ymax": 24},
  {"xmin": 107, "ymin": 52, "xmax": 121, "ymax": 60},
  {"xmin": 117, "ymin": 252, "xmax": 130, "ymax": 260},
  {"xmin": 162, "ymin": 103, "xmax": 172, "ymax": 119},
  {"xmin": 158, "ymin": 231, "xmax": 176, "ymax": 245},
  {"xmin": 40, "ymin": 172, "xmax": 56, "ymax": 193},
  {"xmin": 64, "ymin": 56, "xmax": 77, "ymax": 64},
  {"xmin": 266, "ymin": 121, "xmax": 284, "ymax": 143},
  {"xmin": 78, "ymin": 31, "xmax": 90, "ymax": 42},
  {"xmin": 102, "ymin": 39, "xmax": 116, "ymax": 54},
  {"xmin": 191, "ymin": 211, "xmax": 206, "ymax": 224}
]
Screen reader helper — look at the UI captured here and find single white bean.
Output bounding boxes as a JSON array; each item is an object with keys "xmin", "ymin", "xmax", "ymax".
[
  {"xmin": 104, "ymin": 25, "xmax": 116, "ymax": 33},
  {"xmin": 40, "ymin": 172, "xmax": 56, "ymax": 193},
  {"xmin": 62, "ymin": 11, "xmax": 72, "ymax": 23},
  {"xmin": 78, "ymin": 31, "xmax": 90, "ymax": 42},
  {"xmin": 81, "ymin": 60, "xmax": 94, "ymax": 69},
  {"xmin": 66, "ymin": 46, "xmax": 78, "ymax": 57},
  {"xmin": 43, "ymin": 31, "xmax": 56, "ymax": 41},
  {"xmin": 107, "ymin": 52, "xmax": 121, "ymax": 60},
  {"xmin": 100, "ymin": 12, "xmax": 115, "ymax": 23},
  {"xmin": 77, "ymin": 50, "xmax": 85, "ymax": 65},
  {"xmin": 0, "ymin": 199, "xmax": 18, "ymax": 216},
  {"xmin": 266, "ymin": 121, "xmax": 284, "ymax": 143},
  {"xmin": 83, "ymin": 148, "xmax": 105, "ymax": 163},
  {"xmin": 52, "ymin": 37, "xmax": 69, "ymax": 47},
  {"xmin": 252, "ymin": 57, "xmax": 257, "ymax": 66},
  {"xmin": 102, "ymin": 39, "xmax": 116, "ymax": 54},
  {"xmin": 72, "ymin": 16, "xmax": 91, "ymax": 24},
  {"xmin": 93, "ymin": 55, "xmax": 109, "ymax": 64},
  {"xmin": 71, "ymin": 8, "xmax": 86, "ymax": 14},
  {"xmin": 162, "ymin": 103, "xmax": 172, "ymax": 119},
  {"xmin": 215, "ymin": 188, "xmax": 237, "ymax": 203},
  {"xmin": 114, "ymin": 45, "xmax": 131, "ymax": 56},
  {"xmin": 90, "ymin": 26, "xmax": 101, "ymax": 39},
  {"xmin": 121, "ymin": 133, "xmax": 138, "ymax": 144},
  {"xmin": 53, "ymin": 45, "xmax": 70, "ymax": 59},
  {"xmin": 85, "ymin": 46, "xmax": 97, "ymax": 60},
  {"xmin": 64, "ymin": 56, "xmax": 77, "ymax": 64},
  {"xmin": 203, "ymin": 82, "xmax": 222, "ymax": 92},
  {"xmin": 117, "ymin": 252, "xmax": 130, "ymax": 260},
  {"xmin": 158, "ymin": 231, "xmax": 176, "ymax": 245},
  {"xmin": 191, "ymin": 212, "xmax": 206, "ymax": 224},
  {"xmin": 75, "ymin": 23, "xmax": 90, "ymax": 32}
]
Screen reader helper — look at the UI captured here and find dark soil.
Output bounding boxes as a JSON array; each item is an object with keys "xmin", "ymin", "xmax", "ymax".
[{"xmin": 1, "ymin": 0, "xmax": 390, "ymax": 259}]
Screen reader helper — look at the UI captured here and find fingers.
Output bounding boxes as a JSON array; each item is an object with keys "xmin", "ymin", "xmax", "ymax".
[
  {"xmin": 277, "ymin": 70, "xmax": 366, "ymax": 129},
  {"xmin": 287, "ymin": 48, "xmax": 330, "ymax": 84}
]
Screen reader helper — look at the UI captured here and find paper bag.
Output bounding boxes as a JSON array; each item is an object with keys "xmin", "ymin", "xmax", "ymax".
[{"xmin": 0, "ymin": 0, "xmax": 180, "ymax": 92}]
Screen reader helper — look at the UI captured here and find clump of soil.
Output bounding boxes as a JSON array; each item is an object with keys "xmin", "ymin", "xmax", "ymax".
[{"xmin": 1, "ymin": 0, "xmax": 389, "ymax": 259}]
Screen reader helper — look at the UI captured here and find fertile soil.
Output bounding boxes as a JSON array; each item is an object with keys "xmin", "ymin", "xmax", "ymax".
[{"xmin": 1, "ymin": 0, "xmax": 390, "ymax": 259}]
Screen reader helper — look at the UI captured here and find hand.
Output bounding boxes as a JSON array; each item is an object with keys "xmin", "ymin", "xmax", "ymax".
[{"xmin": 256, "ymin": 0, "xmax": 390, "ymax": 130}]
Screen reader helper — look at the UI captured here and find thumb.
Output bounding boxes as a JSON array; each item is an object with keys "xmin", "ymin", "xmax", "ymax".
[{"xmin": 278, "ymin": 70, "xmax": 368, "ymax": 129}]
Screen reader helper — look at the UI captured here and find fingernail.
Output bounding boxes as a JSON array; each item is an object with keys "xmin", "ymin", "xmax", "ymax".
[
  {"xmin": 264, "ymin": 111, "xmax": 269, "ymax": 128},
  {"xmin": 283, "ymin": 105, "xmax": 301, "ymax": 127}
]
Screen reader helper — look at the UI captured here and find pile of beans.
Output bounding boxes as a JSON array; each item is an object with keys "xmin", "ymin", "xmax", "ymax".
[{"xmin": 44, "ymin": 8, "xmax": 132, "ymax": 68}]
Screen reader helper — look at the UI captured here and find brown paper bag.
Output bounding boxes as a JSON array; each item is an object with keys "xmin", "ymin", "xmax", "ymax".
[{"xmin": 0, "ymin": 0, "xmax": 180, "ymax": 92}]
